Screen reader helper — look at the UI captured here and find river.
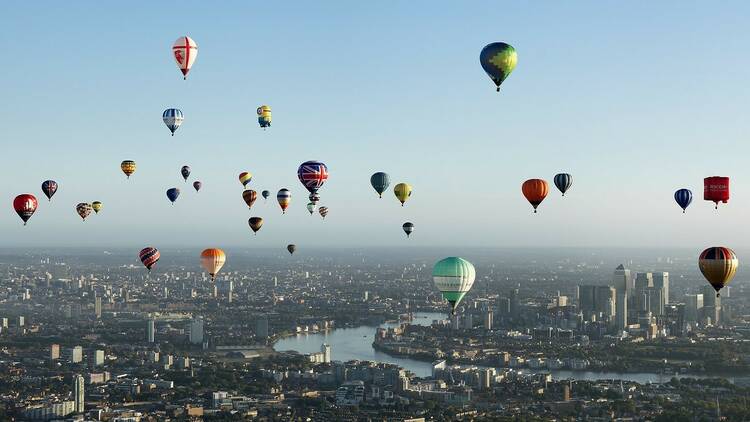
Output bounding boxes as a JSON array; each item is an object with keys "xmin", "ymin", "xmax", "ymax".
[{"xmin": 274, "ymin": 312, "xmax": 742, "ymax": 383}]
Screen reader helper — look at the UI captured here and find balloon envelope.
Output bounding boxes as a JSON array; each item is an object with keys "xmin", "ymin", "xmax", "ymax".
[
  {"xmin": 553, "ymin": 173, "xmax": 572, "ymax": 196},
  {"xmin": 394, "ymin": 183, "xmax": 412, "ymax": 206},
  {"xmin": 201, "ymin": 248, "xmax": 226, "ymax": 281},
  {"xmin": 704, "ymin": 176, "xmax": 729, "ymax": 209},
  {"xmin": 167, "ymin": 188, "xmax": 180, "ymax": 204},
  {"xmin": 370, "ymin": 172, "xmax": 390, "ymax": 198},
  {"xmin": 248, "ymin": 217, "xmax": 264, "ymax": 234},
  {"xmin": 307, "ymin": 202, "xmax": 317, "ymax": 215},
  {"xmin": 699, "ymin": 247, "xmax": 738, "ymax": 295},
  {"xmin": 121, "ymin": 160, "xmax": 136, "ymax": 179},
  {"xmin": 319, "ymin": 206, "xmax": 329, "ymax": 219},
  {"xmin": 139, "ymin": 247, "xmax": 160, "ymax": 272},
  {"xmin": 92, "ymin": 201, "xmax": 102, "ymax": 214},
  {"xmin": 13, "ymin": 194, "xmax": 38, "ymax": 225},
  {"xmin": 257, "ymin": 105, "xmax": 272, "ymax": 128},
  {"xmin": 297, "ymin": 161, "xmax": 329, "ymax": 193},
  {"xmin": 163, "ymin": 108, "xmax": 183, "ymax": 135},
  {"xmin": 277, "ymin": 189, "xmax": 291, "ymax": 213},
  {"xmin": 181, "ymin": 165, "xmax": 191, "ymax": 181},
  {"xmin": 173, "ymin": 36, "xmax": 198, "ymax": 79},
  {"xmin": 239, "ymin": 172, "xmax": 252, "ymax": 187},
  {"xmin": 287, "ymin": 244, "xmax": 296, "ymax": 255},
  {"xmin": 674, "ymin": 189, "xmax": 693, "ymax": 213},
  {"xmin": 76, "ymin": 203, "xmax": 93, "ymax": 221},
  {"xmin": 433, "ymin": 257, "xmax": 476, "ymax": 314},
  {"xmin": 479, "ymin": 42, "xmax": 517, "ymax": 92},
  {"xmin": 193, "ymin": 181, "xmax": 202, "ymax": 192},
  {"xmin": 41, "ymin": 180, "xmax": 58, "ymax": 201},
  {"xmin": 522, "ymin": 179, "xmax": 549, "ymax": 213},
  {"xmin": 402, "ymin": 222, "xmax": 414, "ymax": 237},
  {"xmin": 262, "ymin": 190, "xmax": 270, "ymax": 200}
]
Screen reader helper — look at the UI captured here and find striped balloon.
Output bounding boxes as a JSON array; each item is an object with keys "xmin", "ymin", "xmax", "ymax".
[
  {"xmin": 674, "ymin": 188, "xmax": 693, "ymax": 213},
  {"xmin": 699, "ymin": 247, "xmax": 738, "ymax": 296},
  {"xmin": 433, "ymin": 257, "xmax": 476, "ymax": 314},
  {"xmin": 243, "ymin": 190, "xmax": 257, "ymax": 208},
  {"xmin": 370, "ymin": 172, "xmax": 390, "ymax": 198},
  {"xmin": 402, "ymin": 222, "xmax": 414, "ymax": 238},
  {"xmin": 200, "ymin": 248, "xmax": 226, "ymax": 281},
  {"xmin": 319, "ymin": 206, "xmax": 329, "ymax": 219},
  {"xmin": 239, "ymin": 172, "xmax": 253, "ymax": 187},
  {"xmin": 277, "ymin": 189, "xmax": 291, "ymax": 214},
  {"xmin": 163, "ymin": 108, "xmax": 184, "ymax": 136},
  {"xmin": 121, "ymin": 160, "xmax": 136, "ymax": 179},
  {"xmin": 139, "ymin": 247, "xmax": 160, "ymax": 272},
  {"xmin": 553, "ymin": 173, "xmax": 572, "ymax": 196}
]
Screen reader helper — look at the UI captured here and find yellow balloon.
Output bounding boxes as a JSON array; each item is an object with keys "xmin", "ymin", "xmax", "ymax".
[
  {"xmin": 394, "ymin": 183, "xmax": 412, "ymax": 206},
  {"xmin": 92, "ymin": 201, "xmax": 103, "ymax": 214}
]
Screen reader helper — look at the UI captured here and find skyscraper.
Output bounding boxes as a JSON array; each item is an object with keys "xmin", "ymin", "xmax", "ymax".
[
  {"xmin": 50, "ymin": 344, "xmax": 60, "ymax": 360},
  {"xmin": 146, "ymin": 319, "xmax": 155, "ymax": 343},
  {"xmin": 189, "ymin": 316, "xmax": 204, "ymax": 344},
  {"xmin": 321, "ymin": 343, "xmax": 331, "ymax": 363},
  {"xmin": 702, "ymin": 285, "xmax": 721, "ymax": 324},
  {"xmin": 94, "ymin": 350, "xmax": 104, "ymax": 366},
  {"xmin": 616, "ymin": 292, "xmax": 628, "ymax": 331},
  {"xmin": 483, "ymin": 310, "xmax": 493, "ymax": 330},
  {"xmin": 256, "ymin": 315, "xmax": 269, "ymax": 339},
  {"xmin": 612, "ymin": 264, "xmax": 633, "ymax": 295},
  {"xmin": 509, "ymin": 288, "xmax": 520, "ymax": 318},
  {"xmin": 73, "ymin": 374, "xmax": 85, "ymax": 413},
  {"xmin": 685, "ymin": 294, "xmax": 704, "ymax": 322},
  {"xmin": 652, "ymin": 272, "xmax": 669, "ymax": 305},
  {"xmin": 94, "ymin": 297, "xmax": 102, "ymax": 319},
  {"xmin": 71, "ymin": 346, "xmax": 83, "ymax": 363}
]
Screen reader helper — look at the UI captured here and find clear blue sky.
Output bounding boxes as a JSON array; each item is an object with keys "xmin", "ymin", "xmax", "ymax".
[{"xmin": 1, "ymin": 1, "xmax": 749, "ymax": 249}]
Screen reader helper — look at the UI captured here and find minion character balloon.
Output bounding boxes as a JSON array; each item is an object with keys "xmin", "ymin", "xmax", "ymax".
[{"xmin": 257, "ymin": 105, "xmax": 272, "ymax": 129}]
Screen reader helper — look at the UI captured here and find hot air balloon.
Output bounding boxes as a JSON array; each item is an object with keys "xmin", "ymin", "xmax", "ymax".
[
  {"xmin": 257, "ymin": 105, "xmax": 272, "ymax": 129},
  {"xmin": 309, "ymin": 192, "xmax": 320, "ymax": 204},
  {"xmin": 674, "ymin": 189, "xmax": 693, "ymax": 213},
  {"xmin": 277, "ymin": 189, "xmax": 291, "ymax": 214},
  {"xmin": 242, "ymin": 190, "xmax": 257, "ymax": 209},
  {"xmin": 699, "ymin": 247, "xmax": 738, "ymax": 297},
  {"xmin": 287, "ymin": 244, "xmax": 296, "ymax": 255},
  {"xmin": 121, "ymin": 160, "xmax": 136, "ymax": 179},
  {"xmin": 248, "ymin": 217, "xmax": 264, "ymax": 235},
  {"xmin": 13, "ymin": 194, "xmax": 37, "ymax": 225},
  {"xmin": 433, "ymin": 257, "xmax": 476, "ymax": 314},
  {"xmin": 193, "ymin": 181, "xmax": 202, "ymax": 192},
  {"xmin": 181, "ymin": 165, "xmax": 191, "ymax": 181},
  {"xmin": 553, "ymin": 173, "xmax": 572, "ymax": 197},
  {"xmin": 394, "ymin": 183, "xmax": 412, "ymax": 206},
  {"xmin": 167, "ymin": 188, "xmax": 180, "ymax": 204},
  {"xmin": 41, "ymin": 180, "xmax": 58, "ymax": 201},
  {"xmin": 139, "ymin": 247, "xmax": 160, "ymax": 272},
  {"xmin": 704, "ymin": 176, "xmax": 729, "ymax": 209},
  {"xmin": 307, "ymin": 202, "xmax": 317, "ymax": 215},
  {"xmin": 297, "ymin": 161, "xmax": 329, "ymax": 193},
  {"xmin": 479, "ymin": 42, "xmax": 517, "ymax": 92},
  {"xmin": 522, "ymin": 179, "xmax": 549, "ymax": 213},
  {"xmin": 200, "ymin": 248, "xmax": 226, "ymax": 281},
  {"xmin": 239, "ymin": 172, "xmax": 252, "ymax": 187},
  {"xmin": 262, "ymin": 190, "xmax": 270, "ymax": 201},
  {"xmin": 173, "ymin": 36, "xmax": 198, "ymax": 80},
  {"xmin": 402, "ymin": 222, "xmax": 414, "ymax": 238},
  {"xmin": 92, "ymin": 201, "xmax": 102, "ymax": 214},
  {"xmin": 319, "ymin": 206, "xmax": 329, "ymax": 219},
  {"xmin": 163, "ymin": 108, "xmax": 183, "ymax": 136},
  {"xmin": 76, "ymin": 203, "xmax": 93, "ymax": 221},
  {"xmin": 370, "ymin": 172, "xmax": 390, "ymax": 198}
]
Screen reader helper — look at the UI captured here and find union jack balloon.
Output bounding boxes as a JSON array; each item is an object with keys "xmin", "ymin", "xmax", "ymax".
[
  {"xmin": 297, "ymin": 161, "xmax": 329, "ymax": 194},
  {"xmin": 139, "ymin": 247, "xmax": 160, "ymax": 272},
  {"xmin": 172, "ymin": 36, "xmax": 198, "ymax": 80}
]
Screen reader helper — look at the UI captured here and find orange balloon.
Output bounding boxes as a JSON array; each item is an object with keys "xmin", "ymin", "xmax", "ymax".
[
  {"xmin": 200, "ymin": 248, "xmax": 226, "ymax": 281},
  {"xmin": 522, "ymin": 179, "xmax": 549, "ymax": 213}
]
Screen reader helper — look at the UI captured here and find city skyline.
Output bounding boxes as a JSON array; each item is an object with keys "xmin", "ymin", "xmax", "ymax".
[{"xmin": 1, "ymin": 2, "xmax": 750, "ymax": 248}]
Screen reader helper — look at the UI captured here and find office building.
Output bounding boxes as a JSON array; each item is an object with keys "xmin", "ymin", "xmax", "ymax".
[
  {"xmin": 94, "ymin": 349, "xmax": 104, "ymax": 366},
  {"xmin": 484, "ymin": 310, "xmax": 493, "ymax": 330},
  {"xmin": 612, "ymin": 264, "xmax": 633, "ymax": 295},
  {"xmin": 17, "ymin": 316, "xmax": 25, "ymax": 327},
  {"xmin": 189, "ymin": 316, "xmax": 204, "ymax": 344},
  {"xmin": 616, "ymin": 292, "xmax": 627, "ymax": 331},
  {"xmin": 94, "ymin": 296, "xmax": 102, "ymax": 319},
  {"xmin": 146, "ymin": 319, "xmax": 155, "ymax": 343},
  {"xmin": 579, "ymin": 285, "xmax": 615, "ymax": 322},
  {"xmin": 652, "ymin": 272, "xmax": 669, "ymax": 304},
  {"xmin": 50, "ymin": 344, "xmax": 60, "ymax": 360},
  {"xmin": 685, "ymin": 293, "xmax": 703, "ymax": 322},
  {"xmin": 256, "ymin": 315, "xmax": 269, "ymax": 339},
  {"xmin": 321, "ymin": 343, "xmax": 332, "ymax": 363},
  {"xmin": 71, "ymin": 346, "xmax": 83, "ymax": 363},
  {"xmin": 73, "ymin": 374, "xmax": 85, "ymax": 413},
  {"xmin": 509, "ymin": 289, "xmax": 520, "ymax": 318},
  {"xmin": 702, "ymin": 285, "xmax": 721, "ymax": 324}
]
